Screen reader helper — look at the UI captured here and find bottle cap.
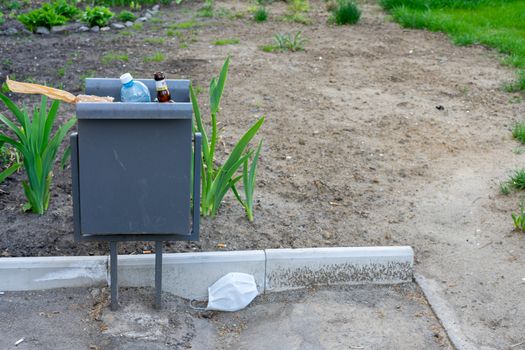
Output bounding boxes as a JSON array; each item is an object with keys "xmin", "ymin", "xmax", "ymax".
[{"xmin": 120, "ymin": 73, "xmax": 133, "ymax": 84}]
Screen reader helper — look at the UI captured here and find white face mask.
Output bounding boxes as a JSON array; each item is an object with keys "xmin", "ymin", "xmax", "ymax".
[{"xmin": 205, "ymin": 273, "xmax": 259, "ymax": 312}]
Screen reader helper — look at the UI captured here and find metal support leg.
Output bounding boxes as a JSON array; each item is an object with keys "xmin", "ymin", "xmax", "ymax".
[
  {"xmin": 155, "ymin": 241, "xmax": 163, "ymax": 310},
  {"xmin": 110, "ymin": 241, "xmax": 118, "ymax": 311}
]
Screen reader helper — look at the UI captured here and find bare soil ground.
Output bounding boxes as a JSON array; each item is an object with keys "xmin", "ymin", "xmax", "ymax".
[{"xmin": 1, "ymin": 0, "xmax": 525, "ymax": 348}]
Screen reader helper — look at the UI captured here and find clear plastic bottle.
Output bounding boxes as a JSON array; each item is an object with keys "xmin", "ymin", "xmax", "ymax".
[{"xmin": 120, "ymin": 73, "xmax": 151, "ymax": 102}]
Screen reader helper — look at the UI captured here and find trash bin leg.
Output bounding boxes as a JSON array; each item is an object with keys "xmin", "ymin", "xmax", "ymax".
[
  {"xmin": 155, "ymin": 241, "xmax": 163, "ymax": 310},
  {"xmin": 110, "ymin": 241, "xmax": 118, "ymax": 311}
]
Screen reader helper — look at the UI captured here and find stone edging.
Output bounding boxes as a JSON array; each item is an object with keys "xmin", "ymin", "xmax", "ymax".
[{"xmin": 0, "ymin": 246, "xmax": 414, "ymax": 299}]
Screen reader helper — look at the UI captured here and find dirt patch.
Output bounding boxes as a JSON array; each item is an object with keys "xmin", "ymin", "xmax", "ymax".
[{"xmin": 1, "ymin": 1, "xmax": 525, "ymax": 348}]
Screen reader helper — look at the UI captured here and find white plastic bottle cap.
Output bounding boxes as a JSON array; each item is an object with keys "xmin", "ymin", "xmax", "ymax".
[{"xmin": 120, "ymin": 73, "xmax": 133, "ymax": 84}]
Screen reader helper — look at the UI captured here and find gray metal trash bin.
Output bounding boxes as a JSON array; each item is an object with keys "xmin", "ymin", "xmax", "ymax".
[{"xmin": 70, "ymin": 78, "xmax": 201, "ymax": 309}]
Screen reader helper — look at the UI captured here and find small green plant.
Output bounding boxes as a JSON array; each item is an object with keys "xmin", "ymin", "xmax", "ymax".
[
  {"xmin": 512, "ymin": 199, "xmax": 525, "ymax": 232},
  {"xmin": 253, "ymin": 7, "xmax": 268, "ymax": 22},
  {"xmin": 0, "ymin": 12, "xmax": 4, "ymax": 26},
  {"xmin": 281, "ymin": 0, "xmax": 310, "ymax": 23},
  {"xmin": 272, "ymin": 32, "xmax": 305, "ymax": 52},
  {"xmin": 18, "ymin": 5, "xmax": 67, "ymax": 31},
  {"xmin": 144, "ymin": 51, "xmax": 165, "ymax": 62},
  {"xmin": 261, "ymin": 44, "xmax": 275, "ymax": 53},
  {"xmin": 288, "ymin": 0, "xmax": 309, "ymax": 13},
  {"xmin": 281, "ymin": 12, "xmax": 311, "ymax": 24},
  {"xmin": 166, "ymin": 28, "xmax": 175, "ymax": 36},
  {"xmin": 500, "ymin": 182, "xmax": 511, "ymax": 195},
  {"xmin": 213, "ymin": 38, "xmax": 239, "ymax": 46},
  {"xmin": 0, "ymin": 93, "xmax": 76, "ymax": 214},
  {"xmin": 168, "ymin": 19, "xmax": 197, "ymax": 29},
  {"xmin": 190, "ymin": 57, "xmax": 265, "ymax": 218},
  {"xmin": 0, "ymin": 143, "xmax": 20, "ymax": 184},
  {"xmin": 144, "ymin": 37, "xmax": 166, "ymax": 45},
  {"xmin": 120, "ymin": 30, "xmax": 132, "ymax": 36},
  {"xmin": 52, "ymin": 0, "xmax": 80, "ymax": 19},
  {"xmin": 57, "ymin": 67, "xmax": 66, "ymax": 78},
  {"xmin": 504, "ymin": 71, "xmax": 525, "ymax": 93},
  {"xmin": 1, "ymin": 59, "xmax": 11, "ymax": 68},
  {"xmin": 513, "ymin": 146, "xmax": 525, "ymax": 154},
  {"xmin": 1, "ymin": 82, "xmax": 10, "ymax": 94},
  {"xmin": 101, "ymin": 52, "xmax": 128, "ymax": 65},
  {"xmin": 330, "ymin": 0, "xmax": 361, "ymax": 25},
  {"xmin": 512, "ymin": 122, "xmax": 525, "ymax": 144},
  {"xmin": 197, "ymin": 0, "xmax": 214, "ymax": 17},
  {"xmin": 7, "ymin": 1, "xmax": 22, "ymax": 11},
  {"xmin": 509, "ymin": 169, "xmax": 525, "ymax": 190},
  {"xmin": 131, "ymin": 21, "xmax": 143, "ymax": 30},
  {"xmin": 232, "ymin": 140, "xmax": 263, "ymax": 221},
  {"xmin": 17, "ymin": 0, "xmax": 80, "ymax": 31},
  {"xmin": 82, "ymin": 6, "xmax": 114, "ymax": 27},
  {"xmin": 117, "ymin": 10, "xmax": 137, "ymax": 22}
]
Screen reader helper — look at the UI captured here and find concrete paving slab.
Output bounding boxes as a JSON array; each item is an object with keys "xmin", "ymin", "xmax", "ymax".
[{"xmin": 0, "ymin": 283, "xmax": 452, "ymax": 350}]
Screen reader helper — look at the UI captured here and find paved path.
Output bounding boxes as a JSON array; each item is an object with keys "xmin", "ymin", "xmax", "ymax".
[{"xmin": 0, "ymin": 284, "xmax": 451, "ymax": 350}]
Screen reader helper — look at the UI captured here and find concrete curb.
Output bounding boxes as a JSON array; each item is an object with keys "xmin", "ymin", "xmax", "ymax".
[
  {"xmin": 0, "ymin": 256, "xmax": 107, "ymax": 291},
  {"xmin": 0, "ymin": 247, "xmax": 413, "ymax": 299},
  {"xmin": 266, "ymin": 246, "xmax": 414, "ymax": 292},
  {"xmin": 415, "ymin": 273, "xmax": 479, "ymax": 350},
  {"xmin": 117, "ymin": 251, "xmax": 266, "ymax": 299}
]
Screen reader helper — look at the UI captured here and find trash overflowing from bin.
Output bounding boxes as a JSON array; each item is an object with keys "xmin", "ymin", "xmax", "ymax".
[
  {"xmin": 5, "ymin": 76, "xmax": 114, "ymax": 103},
  {"xmin": 6, "ymin": 73, "xmax": 175, "ymax": 104}
]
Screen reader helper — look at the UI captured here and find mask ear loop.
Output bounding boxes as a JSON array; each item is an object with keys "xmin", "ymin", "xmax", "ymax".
[{"xmin": 189, "ymin": 296, "xmax": 208, "ymax": 311}]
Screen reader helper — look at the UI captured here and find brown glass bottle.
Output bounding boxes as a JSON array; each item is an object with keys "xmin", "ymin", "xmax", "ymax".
[{"xmin": 154, "ymin": 71, "xmax": 171, "ymax": 103}]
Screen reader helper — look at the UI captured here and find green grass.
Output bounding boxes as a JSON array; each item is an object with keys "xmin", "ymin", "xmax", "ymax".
[
  {"xmin": 253, "ymin": 7, "xmax": 268, "ymax": 22},
  {"xmin": 500, "ymin": 182, "xmax": 511, "ymax": 195},
  {"xmin": 330, "ymin": 0, "xmax": 361, "ymax": 25},
  {"xmin": 509, "ymin": 169, "xmax": 525, "ymax": 190},
  {"xmin": 197, "ymin": 0, "xmax": 214, "ymax": 17},
  {"xmin": 168, "ymin": 19, "xmax": 198, "ymax": 29},
  {"xmin": 288, "ymin": 0, "xmax": 309, "ymax": 13},
  {"xmin": 143, "ymin": 51, "xmax": 165, "ymax": 63},
  {"xmin": 101, "ymin": 52, "xmax": 129, "ymax": 65},
  {"xmin": 144, "ymin": 37, "xmax": 166, "ymax": 45},
  {"xmin": 261, "ymin": 44, "xmax": 276, "ymax": 53},
  {"xmin": 281, "ymin": 12, "xmax": 312, "ymax": 24},
  {"xmin": 213, "ymin": 38, "xmax": 239, "ymax": 46},
  {"xmin": 57, "ymin": 67, "xmax": 65, "ymax": 78},
  {"xmin": 131, "ymin": 22, "xmax": 143, "ymax": 30},
  {"xmin": 512, "ymin": 122, "xmax": 525, "ymax": 144},
  {"xmin": 117, "ymin": 10, "xmax": 137, "ymax": 22},
  {"xmin": 381, "ymin": 0, "xmax": 525, "ymax": 90}
]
